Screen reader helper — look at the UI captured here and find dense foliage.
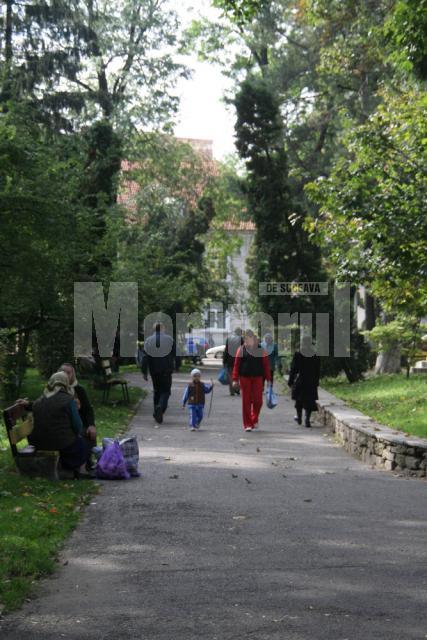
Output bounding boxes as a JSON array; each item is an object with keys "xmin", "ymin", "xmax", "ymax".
[
  {"xmin": 0, "ymin": 1, "xmax": 239, "ymax": 395},
  {"xmin": 186, "ymin": 0, "xmax": 426, "ymax": 378}
]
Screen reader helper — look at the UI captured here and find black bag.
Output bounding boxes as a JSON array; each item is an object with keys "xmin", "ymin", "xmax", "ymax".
[{"xmin": 291, "ymin": 375, "xmax": 301, "ymax": 400}]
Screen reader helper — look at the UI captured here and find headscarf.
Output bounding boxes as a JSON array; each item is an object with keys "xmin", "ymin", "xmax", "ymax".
[
  {"xmin": 191, "ymin": 368, "xmax": 201, "ymax": 378},
  {"xmin": 43, "ymin": 371, "xmax": 73, "ymax": 399}
]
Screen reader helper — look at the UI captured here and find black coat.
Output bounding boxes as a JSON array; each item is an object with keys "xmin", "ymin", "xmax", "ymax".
[
  {"xmin": 74, "ymin": 384, "xmax": 95, "ymax": 429},
  {"xmin": 141, "ymin": 331, "xmax": 177, "ymax": 376},
  {"xmin": 288, "ymin": 351, "xmax": 320, "ymax": 411},
  {"xmin": 223, "ymin": 334, "xmax": 244, "ymax": 369},
  {"xmin": 30, "ymin": 391, "xmax": 78, "ymax": 450}
]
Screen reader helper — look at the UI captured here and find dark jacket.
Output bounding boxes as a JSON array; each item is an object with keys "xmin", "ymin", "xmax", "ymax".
[
  {"xmin": 232, "ymin": 345, "xmax": 271, "ymax": 381},
  {"xmin": 288, "ymin": 351, "xmax": 320, "ymax": 411},
  {"xmin": 223, "ymin": 334, "xmax": 244, "ymax": 369},
  {"xmin": 182, "ymin": 381, "xmax": 213, "ymax": 406},
  {"xmin": 74, "ymin": 384, "xmax": 95, "ymax": 429},
  {"xmin": 30, "ymin": 390, "xmax": 83, "ymax": 451},
  {"xmin": 141, "ymin": 331, "xmax": 177, "ymax": 376}
]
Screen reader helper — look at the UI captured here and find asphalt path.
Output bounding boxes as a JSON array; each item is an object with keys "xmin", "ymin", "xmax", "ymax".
[{"xmin": 1, "ymin": 365, "xmax": 426, "ymax": 640}]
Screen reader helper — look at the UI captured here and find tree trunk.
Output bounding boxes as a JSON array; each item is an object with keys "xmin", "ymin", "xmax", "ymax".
[
  {"xmin": 374, "ymin": 349, "xmax": 401, "ymax": 374},
  {"xmin": 1, "ymin": 0, "xmax": 14, "ymax": 106},
  {"xmin": 364, "ymin": 291, "xmax": 376, "ymax": 330}
]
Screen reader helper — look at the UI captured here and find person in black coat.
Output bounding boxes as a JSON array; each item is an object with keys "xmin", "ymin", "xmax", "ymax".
[
  {"xmin": 59, "ymin": 363, "xmax": 97, "ymax": 465},
  {"xmin": 288, "ymin": 336, "xmax": 320, "ymax": 428},
  {"xmin": 222, "ymin": 327, "xmax": 243, "ymax": 396},
  {"xmin": 141, "ymin": 323, "xmax": 179, "ymax": 424},
  {"xmin": 29, "ymin": 372, "xmax": 87, "ymax": 474}
]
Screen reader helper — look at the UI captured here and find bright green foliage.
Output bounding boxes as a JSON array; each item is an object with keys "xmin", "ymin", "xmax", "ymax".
[
  {"xmin": 306, "ymin": 89, "xmax": 427, "ymax": 317},
  {"xmin": 389, "ymin": 0, "xmax": 427, "ymax": 79},
  {"xmin": 213, "ymin": 0, "xmax": 267, "ymax": 23},
  {"xmin": 363, "ymin": 317, "xmax": 423, "ymax": 377}
]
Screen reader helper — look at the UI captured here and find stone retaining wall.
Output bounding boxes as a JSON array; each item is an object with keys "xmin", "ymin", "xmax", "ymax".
[{"xmin": 317, "ymin": 389, "xmax": 427, "ymax": 479}]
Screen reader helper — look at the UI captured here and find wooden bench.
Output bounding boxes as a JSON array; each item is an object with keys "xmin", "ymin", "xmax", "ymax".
[
  {"xmin": 3, "ymin": 403, "xmax": 60, "ymax": 480},
  {"xmin": 100, "ymin": 359, "xmax": 130, "ymax": 404}
]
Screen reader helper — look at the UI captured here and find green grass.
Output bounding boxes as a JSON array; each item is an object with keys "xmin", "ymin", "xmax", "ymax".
[
  {"xmin": 322, "ymin": 373, "xmax": 427, "ymax": 439},
  {"xmin": 0, "ymin": 369, "xmax": 143, "ymax": 613}
]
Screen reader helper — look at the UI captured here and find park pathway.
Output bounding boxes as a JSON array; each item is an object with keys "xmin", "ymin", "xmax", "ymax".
[{"xmin": 1, "ymin": 366, "xmax": 427, "ymax": 640}]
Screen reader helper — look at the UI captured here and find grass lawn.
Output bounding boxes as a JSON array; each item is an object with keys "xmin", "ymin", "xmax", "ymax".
[
  {"xmin": 322, "ymin": 373, "xmax": 427, "ymax": 439},
  {"xmin": 0, "ymin": 369, "xmax": 143, "ymax": 614}
]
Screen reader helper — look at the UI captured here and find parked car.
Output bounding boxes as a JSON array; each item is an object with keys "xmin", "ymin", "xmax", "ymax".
[{"xmin": 206, "ymin": 345, "xmax": 225, "ymax": 359}]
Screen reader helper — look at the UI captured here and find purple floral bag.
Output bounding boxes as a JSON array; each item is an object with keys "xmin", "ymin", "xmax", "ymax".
[{"xmin": 96, "ymin": 441, "xmax": 130, "ymax": 480}]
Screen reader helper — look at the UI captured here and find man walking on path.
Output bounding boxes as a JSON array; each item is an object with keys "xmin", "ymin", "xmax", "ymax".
[
  {"xmin": 222, "ymin": 327, "xmax": 244, "ymax": 396},
  {"xmin": 141, "ymin": 322, "xmax": 178, "ymax": 424}
]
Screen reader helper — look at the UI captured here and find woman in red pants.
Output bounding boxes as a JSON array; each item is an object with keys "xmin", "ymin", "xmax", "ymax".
[{"xmin": 232, "ymin": 329, "xmax": 271, "ymax": 431}]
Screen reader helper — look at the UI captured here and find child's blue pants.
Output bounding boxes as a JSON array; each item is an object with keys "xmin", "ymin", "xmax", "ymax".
[{"xmin": 188, "ymin": 404, "xmax": 204, "ymax": 428}]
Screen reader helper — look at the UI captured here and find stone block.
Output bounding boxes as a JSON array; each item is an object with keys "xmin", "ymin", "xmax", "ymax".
[
  {"xmin": 382, "ymin": 449, "xmax": 396, "ymax": 462},
  {"xmin": 405, "ymin": 456, "xmax": 421, "ymax": 470},
  {"xmin": 374, "ymin": 456, "xmax": 384, "ymax": 468},
  {"xmin": 374, "ymin": 442, "xmax": 385, "ymax": 456},
  {"xmin": 395, "ymin": 454, "xmax": 406, "ymax": 468},
  {"xmin": 390, "ymin": 445, "xmax": 408, "ymax": 455},
  {"xmin": 384, "ymin": 460, "xmax": 396, "ymax": 471}
]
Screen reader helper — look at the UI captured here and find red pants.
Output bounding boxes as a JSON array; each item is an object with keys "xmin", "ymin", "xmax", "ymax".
[{"xmin": 239, "ymin": 376, "xmax": 264, "ymax": 429}]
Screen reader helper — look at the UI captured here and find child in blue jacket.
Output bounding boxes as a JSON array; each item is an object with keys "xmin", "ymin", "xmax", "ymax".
[{"xmin": 182, "ymin": 369, "xmax": 213, "ymax": 431}]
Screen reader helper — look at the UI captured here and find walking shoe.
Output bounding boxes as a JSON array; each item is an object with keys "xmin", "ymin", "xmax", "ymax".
[
  {"xmin": 294, "ymin": 415, "xmax": 302, "ymax": 425},
  {"xmin": 190, "ymin": 427, "xmax": 197, "ymax": 431},
  {"xmin": 244, "ymin": 427, "xmax": 253, "ymax": 432},
  {"xmin": 153, "ymin": 406, "xmax": 163, "ymax": 424}
]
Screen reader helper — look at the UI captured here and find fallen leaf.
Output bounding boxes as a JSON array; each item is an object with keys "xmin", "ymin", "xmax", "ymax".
[
  {"xmin": 169, "ymin": 474, "xmax": 179, "ymax": 479},
  {"xmin": 245, "ymin": 478, "xmax": 252, "ymax": 484},
  {"xmin": 232, "ymin": 474, "xmax": 238, "ymax": 479}
]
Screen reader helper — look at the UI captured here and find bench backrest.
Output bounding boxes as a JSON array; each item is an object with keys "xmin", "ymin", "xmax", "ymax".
[
  {"xmin": 101, "ymin": 359, "xmax": 115, "ymax": 380},
  {"xmin": 3, "ymin": 404, "xmax": 34, "ymax": 456}
]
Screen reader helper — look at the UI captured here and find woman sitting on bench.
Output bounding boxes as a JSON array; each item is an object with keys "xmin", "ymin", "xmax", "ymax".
[{"xmin": 28, "ymin": 371, "xmax": 89, "ymax": 478}]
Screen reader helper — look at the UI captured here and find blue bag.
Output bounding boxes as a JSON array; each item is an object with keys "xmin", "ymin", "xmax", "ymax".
[
  {"xmin": 217, "ymin": 367, "xmax": 229, "ymax": 385},
  {"xmin": 266, "ymin": 384, "xmax": 278, "ymax": 409}
]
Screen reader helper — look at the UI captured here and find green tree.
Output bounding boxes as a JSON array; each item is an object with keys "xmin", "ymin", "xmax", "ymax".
[
  {"xmin": 388, "ymin": 0, "xmax": 427, "ymax": 79},
  {"xmin": 114, "ymin": 137, "xmax": 220, "ymax": 322},
  {"xmin": 306, "ymin": 89, "xmax": 427, "ymax": 320}
]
